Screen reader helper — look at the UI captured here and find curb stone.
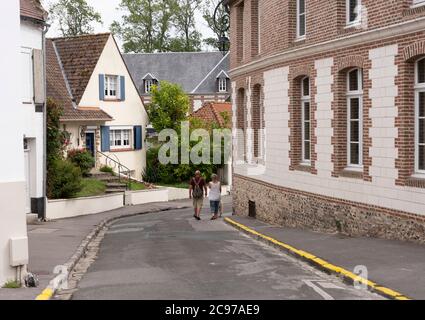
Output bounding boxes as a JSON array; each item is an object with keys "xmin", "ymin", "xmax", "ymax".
[
  {"xmin": 224, "ymin": 217, "xmax": 411, "ymax": 301},
  {"xmin": 35, "ymin": 204, "xmax": 189, "ymax": 300}
]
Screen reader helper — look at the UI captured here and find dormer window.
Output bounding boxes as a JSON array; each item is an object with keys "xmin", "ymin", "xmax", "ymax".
[
  {"xmin": 142, "ymin": 73, "xmax": 158, "ymax": 94},
  {"xmin": 216, "ymin": 70, "xmax": 229, "ymax": 93}
]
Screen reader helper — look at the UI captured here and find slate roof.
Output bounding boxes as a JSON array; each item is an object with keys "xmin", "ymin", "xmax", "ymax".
[
  {"xmin": 50, "ymin": 33, "xmax": 111, "ymax": 105},
  {"xmin": 46, "ymin": 38, "xmax": 113, "ymax": 122},
  {"xmin": 20, "ymin": 0, "xmax": 47, "ymax": 22},
  {"xmin": 123, "ymin": 52, "xmax": 230, "ymax": 95},
  {"xmin": 191, "ymin": 102, "xmax": 232, "ymax": 128}
]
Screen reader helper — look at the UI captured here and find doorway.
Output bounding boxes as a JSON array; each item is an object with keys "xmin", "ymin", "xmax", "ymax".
[
  {"xmin": 85, "ymin": 132, "xmax": 95, "ymax": 158},
  {"xmin": 24, "ymin": 143, "xmax": 31, "ymax": 213}
]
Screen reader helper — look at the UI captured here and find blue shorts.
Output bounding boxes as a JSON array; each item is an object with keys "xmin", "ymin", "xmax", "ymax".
[{"xmin": 210, "ymin": 200, "xmax": 220, "ymax": 214}]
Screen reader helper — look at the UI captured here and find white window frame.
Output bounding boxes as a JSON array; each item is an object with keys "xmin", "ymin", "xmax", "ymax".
[
  {"xmin": 104, "ymin": 75, "xmax": 119, "ymax": 99},
  {"xmin": 218, "ymin": 78, "xmax": 227, "ymax": 92},
  {"xmin": 110, "ymin": 127, "xmax": 133, "ymax": 150},
  {"xmin": 301, "ymin": 76, "xmax": 311, "ymax": 164},
  {"xmin": 145, "ymin": 79, "xmax": 155, "ymax": 93},
  {"xmin": 346, "ymin": 0, "xmax": 362, "ymax": 26},
  {"xmin": 346, "ymin": 68, "xmax": 363, "ymax": 169},
  {"xmin": 415, "ymin": 58, "xmax": 425, "ymax": 174},
  {"xmin": 296, "ymin": 0, "xmax": 306, "ymax": 40},
  {"xmin": 21, "ymin": 47, "xmax": 33, "ymax": 103}
]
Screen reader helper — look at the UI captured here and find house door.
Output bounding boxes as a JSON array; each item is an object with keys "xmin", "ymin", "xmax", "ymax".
[
  {"xmin": 24, "ymin": 148, "xmax": 31, "ymax": 213},
  {"xmin": 85, "ymin": 132, "xmax": 95, "ymax": 158}
]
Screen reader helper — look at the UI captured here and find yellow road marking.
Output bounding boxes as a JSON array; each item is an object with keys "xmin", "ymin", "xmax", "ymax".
[{"xmin": 224, "ymin": 217, "xmax": 411, "ymax": 300}]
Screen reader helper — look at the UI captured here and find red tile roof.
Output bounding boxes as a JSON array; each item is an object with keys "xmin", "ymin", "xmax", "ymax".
[
  {"xmin": 50, "ymin": 33, "xmax": 111, "ymax": 105},
  {"xmin": 20, "ymin": 0, "xmax": 47, "ymax": 22},
  {"xmin": 46, "ymin": 39, "xmax": 113, "ymax": 122},
  {"xmin": 191, "ymin": 102, "xmax": 232, "ymax": 128}
]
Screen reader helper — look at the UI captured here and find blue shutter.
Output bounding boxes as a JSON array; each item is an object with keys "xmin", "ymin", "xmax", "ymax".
[
  {"xmin": 100, "ymin": 126, "xmax": 110, "ymax": 152},
  {"xmin": 134, "ymin": 126, "xmax": 142, "ymax": 150},
  {"xmin": 99, "ymin": 74, "xmax": 105, "ymax": 101},
  {"xmin": 120, "ymin": 76, "xmax": 125, "ymax": 101}
]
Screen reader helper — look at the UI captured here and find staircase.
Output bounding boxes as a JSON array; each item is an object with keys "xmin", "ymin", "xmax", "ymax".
[{"xmin": 90, "ymin": 171, "xmax": 128, "ymax": 193}]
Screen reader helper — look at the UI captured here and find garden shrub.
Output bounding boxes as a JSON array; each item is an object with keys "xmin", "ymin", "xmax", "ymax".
[
  {"xmin": 100, "ymin": 165, "xmax": 114, "ymax": 174},
  {"xmin": 67, "ymin": 149, "xmax": 95, "ymax": 177},
  {"xmin": 47, "ymin": 159, "xmax": 82, "ymax": 199}
]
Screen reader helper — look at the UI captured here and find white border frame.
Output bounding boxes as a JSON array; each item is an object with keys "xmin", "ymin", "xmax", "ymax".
[
  {"xmin": 301, "ymin": 76, "xmax": 311, "ymax": 164},
  {"xmin": 346, "ymin": 0, "xmax": 362, "ymax": 26},
  {"xmin": 296, "ymin": 0, "xmax": 306, "ymax": 40},
  {"xmin": 415, "ymin": 58, "xmax": 425, "ymax": 174}
]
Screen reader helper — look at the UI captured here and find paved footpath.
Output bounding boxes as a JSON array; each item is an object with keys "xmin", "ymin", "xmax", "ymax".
[
  {"xmin": 0, "ymin": 199, "xmax": 191, "ymax": 300},
  {"xmin": 229, "ymin": 216, "xmax": 425, "ymax": 300},
  {"xmin": 72, "ymin": 200, "xmax": 382, "ymax": 300}
]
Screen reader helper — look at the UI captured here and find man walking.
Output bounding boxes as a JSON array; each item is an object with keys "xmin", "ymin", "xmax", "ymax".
[{"xmin": 189, "ymin": 170, "xmax": 208, "ymax": 220}]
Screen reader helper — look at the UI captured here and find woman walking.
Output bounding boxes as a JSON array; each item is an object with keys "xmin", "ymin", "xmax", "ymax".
[{"xmin": 208, "ymin": 174, "xmax": 222, "ymax": 220}]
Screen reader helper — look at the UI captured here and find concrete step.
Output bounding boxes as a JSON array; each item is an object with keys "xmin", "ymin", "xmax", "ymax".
[
  {"xmin": 105, "ymin": 188, "xmax": 126, "ymax": 193},
  {"xmin": 106, "ymin": 182, "xmax": 128, "ymax": 188}
]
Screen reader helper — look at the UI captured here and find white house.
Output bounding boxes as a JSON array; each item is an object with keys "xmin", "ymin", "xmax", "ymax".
[
  {"xmin": 0, "ymin": 0, "xmax": 31, "ymax": 286},
  {"xmin": 46, "ymin": 33, "xmax": 148, "ymax": 180},
  {"xmin": 20, "ymin": 0, "xmax": 48, "ymax": 217}
]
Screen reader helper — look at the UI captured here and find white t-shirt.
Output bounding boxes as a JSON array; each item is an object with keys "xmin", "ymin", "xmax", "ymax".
[{"xmin": 208, "ymin": 181, "xmax": 221, "ymax": 201}]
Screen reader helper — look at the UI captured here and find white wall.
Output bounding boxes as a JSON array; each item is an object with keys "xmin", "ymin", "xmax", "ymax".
[
  {"xmin": 20, "ymin": 20, "xmax": 44, "ymax": 201},
  {"xmin": 79, "ymin": 35, "xmax": 148, "ymax": 180},
  {"xmin": 0, "ymin": 0, "xmax": 28, "ymax": 285},
  {"xmin": 234, "ymin": 45, "xmax": 425, "ymax": 217}
]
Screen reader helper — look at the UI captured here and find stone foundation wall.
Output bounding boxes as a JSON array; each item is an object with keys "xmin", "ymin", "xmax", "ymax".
[{"xmin": 233, "ymin": 174, "xmax": 425, "ymax": 244}]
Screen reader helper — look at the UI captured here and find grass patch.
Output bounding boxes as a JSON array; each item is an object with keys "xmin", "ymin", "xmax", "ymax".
[
  {"xmin": 99, "ymin": 165, "xmax": 114, "ymax": 174},
  {"xmin": 157, "ymin": 182, "xmax": 189, "ymax": 189},
  {"xmin": 2, "ymin": 280, "xmax": 21, "ymax": 289},
  {"xmin": 128, "ymin": 181, "xmax": 147, "ymax": 191},
  {"xmin": 74, "ymin": 178, "xmax": 106, "ymax": 198}
]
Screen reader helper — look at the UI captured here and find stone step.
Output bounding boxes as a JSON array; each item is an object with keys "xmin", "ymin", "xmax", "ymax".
[
  {"xmin": 105, "ymin": 188, "xmax": 126, "ymax": 194},
  {"xmin": 106, "ymin": 182, "xmax": 128, "ymax": 188}
]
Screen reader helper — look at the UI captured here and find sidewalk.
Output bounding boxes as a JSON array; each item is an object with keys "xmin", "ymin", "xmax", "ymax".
[
  {"xmin": 228, "ymin": 215, "xmax": 425, "ymax": 300},
  {"xmin": 0, "ymin": 199, "xmax": 192, "ymax": 300}
]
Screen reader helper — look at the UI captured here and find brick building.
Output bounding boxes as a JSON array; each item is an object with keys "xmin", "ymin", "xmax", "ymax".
[{"xmin": 230, "ymin": 0, "xmax": 425, "ymax": 243}]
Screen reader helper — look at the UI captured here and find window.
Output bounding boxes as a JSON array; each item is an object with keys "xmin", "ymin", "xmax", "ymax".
[
  {"xmin": 105, "ymin": 75, "xmax": 119, "ymax": 98},
  {"xmin": 415, "ymin": 58, "xmax": 425, "ymax": 173},
  {"xmin": 301, "ymin": 77, "xmax": 311, "ymax": 163},
  {"xmin": 145, "ymin": 79, "xmax": 154, "ymax": 93},
  {"xmin": 296, "ymin": 0, "xmax": 306, "ymax": 39},
  {"xmin": 347, "ymin": 0, "xmax": 361, "ymax": 25},
  {"xmin": 218, "ymin": 78, "xmax": 227, "ymax": 92},
  {"xmin": 347, "ymin": 68, "xmax": 363, "ymax": 167},
  {"xmin": 21, "ymin": 48, "xmax": 33, "ymax": 103},
  {"xmin": 110, "ymin": 129, "xmax": 132, "ymax": 150}
]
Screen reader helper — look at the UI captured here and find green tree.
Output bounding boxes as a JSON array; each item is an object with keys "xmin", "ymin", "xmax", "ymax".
[
  {"xmin": 147, "ymin": 81, "xmax": 190, "ymax": 132},
  {"xmin": 171, "ymin": 0, "xmax": 202, "ymax": 52},
  {"xmin": 202, "ymin": 0, "xmax": 230, "ymax": 51},
  {"xmin": 111, "ymin": 0, "xmax": 176, "ymax": 53},
  {"xmin": 49, "ymin": 0, "xmax": 102, "ymax": 37}
]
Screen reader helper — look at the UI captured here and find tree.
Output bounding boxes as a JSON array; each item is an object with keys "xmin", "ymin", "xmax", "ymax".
[
  {"xmin": 111, "ymin": 0, "xmax": 176, "ymax": 53},
  {"xmin": 202, "ymin": 0, "xmax": 230, "ymax": 51},
  {"xmin": 147, "ymin": 81, "xmax": 190, "ymax": 132},
  {"xmin": 49, "ymin": 0, "xmax": 102, "ymax": 37},
  {"xmin": 171, "ymin": 0, "xmax": 202, "ymax": 52}
]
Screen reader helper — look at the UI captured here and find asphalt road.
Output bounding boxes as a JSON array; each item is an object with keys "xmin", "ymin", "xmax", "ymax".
[{"xmin": 72, "ymin": 197, "xmax": 383, "ymax": 300}]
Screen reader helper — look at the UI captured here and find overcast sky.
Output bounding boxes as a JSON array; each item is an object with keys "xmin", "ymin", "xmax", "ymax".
[{"xmin": 42, "ymin": 0, "xmax": 216, "ymax": 51}]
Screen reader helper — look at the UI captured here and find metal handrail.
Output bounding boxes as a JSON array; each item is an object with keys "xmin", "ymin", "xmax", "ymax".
[{"xmin": 97, "ymin": 150, "xmax": 132, "ymax": 189}]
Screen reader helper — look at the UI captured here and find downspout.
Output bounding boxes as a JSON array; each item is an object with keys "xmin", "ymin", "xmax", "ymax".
[{"xmin": 41, "ymin": 21, "xmax": 50, "ymax": 221}]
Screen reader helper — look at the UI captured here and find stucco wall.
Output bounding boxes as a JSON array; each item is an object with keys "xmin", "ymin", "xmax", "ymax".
[
  {"xmin": 0, "ymin": 0, "xmax": 28, "ymax": 285},
  {"xmin": 79, "ymin": 35, "xmax": 148, "ymax": 180}
]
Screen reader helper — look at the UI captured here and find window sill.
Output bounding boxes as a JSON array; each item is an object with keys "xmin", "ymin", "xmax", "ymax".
[
  {"xmin": 103, "ymin": 98, "xmax": 122, "ymax": 102},
  {"xmin": 406, "ymin": 176, "xmax": 425, "ymax": 188},
  {"xmin": 345, "ymin": 21, "xmax": 361, "ymax": 29},
  {"xmin": 294, "ymin": 36, "xmax": 306, "ymax": 43},
  {"xmin": 110, "ymin": 148, "xmax": 134, "ymax": 153},
  {"xmin": 339, "ymin": 168, "xmax": 363, "ymax": 179},
  {"xmin": 293, "ymin": 163, "xmax": 312, "ymax": 173}
]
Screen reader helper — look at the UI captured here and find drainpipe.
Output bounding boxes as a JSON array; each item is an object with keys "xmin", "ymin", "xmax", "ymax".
[{"xmin": 41, "ymin": 21, "xmax": 50, "ymax": 221}]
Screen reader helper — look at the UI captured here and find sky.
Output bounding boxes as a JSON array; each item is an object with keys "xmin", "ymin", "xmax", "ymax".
[{"xmin": 41, "ymin": 0, "xmax": 216, "ymax": 51}]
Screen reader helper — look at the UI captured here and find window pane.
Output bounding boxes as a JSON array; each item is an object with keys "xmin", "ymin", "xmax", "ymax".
[
  {"xmin": 349, "ymin": 69, "xmax": 359, "ymax": 91},
  {"xmin": 304, "ymin": 141, "xmax": 310, "ymax": 160},
  {"xmin": 419, "ymin": 145, "xmax": 425, "ymax": 171},
  {"xmin": 418, "ymin": 59, "xmax": 425, "ymax": 84},
  {"xmin": 304, "ymin": 122, "xmax": 310, "ymax": 140},
  {"xmin": 304, "ymin": 102, "xmax": 310, "ymax": 120},
  {"xmin": 349, "ymin": 0, "xmax": 359, "ymax": 22},
  {"xmin": 299, "ymin": 0, "xmax": 305, "ymax": 14},
  {"xmin": 303, "ymin": 78, "xmax": 309, "ymax": 96},
  {"xmin": 350, "ymin": 98, "xmax": 360, "ymax": 119},
  {"xmin": 350, "ymin": 121, "xmax": 359, "ymax": 142},
  {"xmin": 299, "ymin": 14, "xmax": 306, "ymax": 36},
  {"xmin": 419, "ymin": 92, "xmax": 425, "ymax": 118},
  {"xmin": 350, "ymin": 143, "xmax": 360, "ymax": 165},
  {"xmin": 420, "ymin": 119, "xmax": 425, "ymax": 144}
]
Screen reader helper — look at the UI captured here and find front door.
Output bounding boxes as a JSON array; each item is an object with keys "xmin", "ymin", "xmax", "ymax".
[
  {"xmin": 24, "ymin": 148, "xmax": 31, "ymax": 213},
  {"xmin": 85, "ymin": 132, "xmax": 95, "ymax": 158}
]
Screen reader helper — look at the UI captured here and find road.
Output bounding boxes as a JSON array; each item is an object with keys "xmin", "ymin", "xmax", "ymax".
[{"xmin": 72, "ymin": 197, "xmax": 383, "ymax": 300}]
